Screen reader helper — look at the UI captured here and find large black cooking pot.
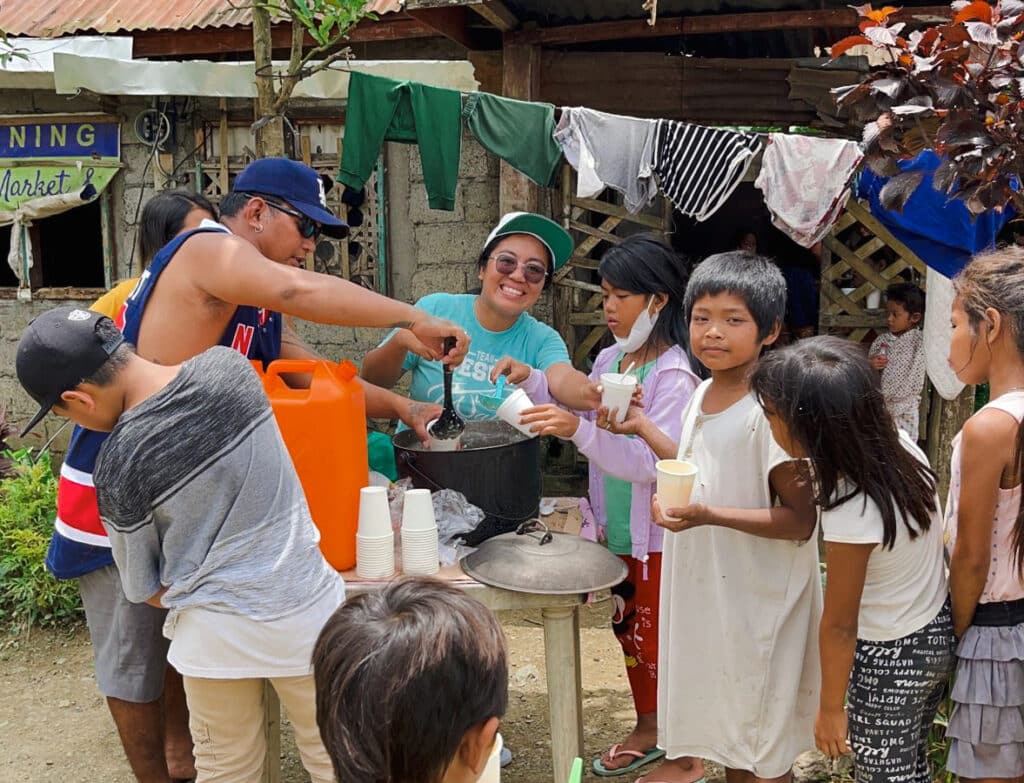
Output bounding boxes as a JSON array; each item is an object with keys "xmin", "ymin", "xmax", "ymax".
[{"xmin": 392, "ymin": 420, "xmax": 542, "ymax": 545}]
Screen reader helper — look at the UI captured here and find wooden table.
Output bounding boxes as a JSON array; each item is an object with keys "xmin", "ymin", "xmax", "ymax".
[{"xmin": 262, "ymin": 500, "xmax": 593, "ymax": 783}]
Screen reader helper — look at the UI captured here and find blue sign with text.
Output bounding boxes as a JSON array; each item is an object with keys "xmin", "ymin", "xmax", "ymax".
[{"xmin": 0, "ymin": 121, "xmax": 120, "ymax": 159}]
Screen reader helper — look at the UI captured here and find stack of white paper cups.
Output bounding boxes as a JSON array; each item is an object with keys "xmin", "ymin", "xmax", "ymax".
[
  {"xmin": 356, "ymin": 486, "xmax": 395, "ymax": 579},
  {"xmin": 400, "ymin": 488, "xmax": 440, "ymax": 575}
]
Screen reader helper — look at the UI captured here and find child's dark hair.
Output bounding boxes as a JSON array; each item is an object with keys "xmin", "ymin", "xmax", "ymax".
[
  {"xmin": 955, "ymin": 247, "xmax": 1024, "ymax": 571},
  {"xmin": 599, "ymin": 234, "xmax": 689, "ymax": 351},
  {"xmin": 684, "ymin": 251, "xmax": 786, "ymax": 340},
  {"xmin": 313, "ymin": 576, "xmax": 508, "ymax": 783},
  {"xmin": 139, "ymin": 190, "xmax": 217, "ymax": 267},
  {"xmin": 886, "ymin": 282, "xmax": 925, "ymax": 317},
  {"xmin": 751, "ymin": 336, "xmax": 937, "ymax": 549}
]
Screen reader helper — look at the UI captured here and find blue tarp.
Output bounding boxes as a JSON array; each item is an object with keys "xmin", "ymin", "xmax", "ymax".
[{"xmin": 857, "ymin": 150, "xmax": 1014, "ymax": 279}]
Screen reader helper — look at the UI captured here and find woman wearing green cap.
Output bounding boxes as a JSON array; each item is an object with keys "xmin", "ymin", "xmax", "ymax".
[{"xmin": 362, "ymin": 212, "xmax": 598, "ymax": 426}]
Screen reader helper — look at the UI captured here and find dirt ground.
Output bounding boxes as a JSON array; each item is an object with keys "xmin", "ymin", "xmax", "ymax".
[{"xmin": 0, "ymin": 603, "xmax": 837, "ymax": 783}]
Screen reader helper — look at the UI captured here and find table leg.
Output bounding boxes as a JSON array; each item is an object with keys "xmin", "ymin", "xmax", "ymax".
[
  {"xmin": 262, "ymin": 682, "xmax": 281, "ymax": 783},
  {"xmin": 541, "ymin": 605, "xmax": 585, "ymax": 783}
]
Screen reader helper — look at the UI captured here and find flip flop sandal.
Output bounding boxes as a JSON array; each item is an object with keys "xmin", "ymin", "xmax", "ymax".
[{"xmin": 592, "ymin": 744, "xmax": 666, "ymax": 777}]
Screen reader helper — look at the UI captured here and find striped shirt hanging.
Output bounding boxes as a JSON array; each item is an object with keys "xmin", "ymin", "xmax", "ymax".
[{"xmin": 654, "ymin": 120, "xmax": 763, "ymax": 222}]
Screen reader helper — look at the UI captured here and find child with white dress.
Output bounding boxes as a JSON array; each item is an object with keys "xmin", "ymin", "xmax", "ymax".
[
  {"xmin": 622, "ymin": 251, "xmax": 820, "ymax": 783},
  {"xmin": 751, "ymin": 336, "xmax": 953, "ymax": 783}
]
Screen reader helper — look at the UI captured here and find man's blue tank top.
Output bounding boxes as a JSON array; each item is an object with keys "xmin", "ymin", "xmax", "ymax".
[{"xmin": 47, "ymin": 226, "xmax": 283, "ymax": 578}]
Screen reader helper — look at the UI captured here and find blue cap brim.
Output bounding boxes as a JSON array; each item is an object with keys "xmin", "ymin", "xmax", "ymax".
[{"xmin": 291, "ymin": 200, "xmax": 349, "ymax": 239}]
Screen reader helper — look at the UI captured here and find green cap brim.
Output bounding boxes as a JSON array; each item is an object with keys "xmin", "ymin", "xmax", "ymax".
[{"xmin": 491, "ymin": 213, "xmax": 574, "ymax": 271}]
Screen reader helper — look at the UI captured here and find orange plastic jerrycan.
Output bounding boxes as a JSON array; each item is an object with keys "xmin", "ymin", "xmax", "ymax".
[{"xmin": 257, "ymin": 359, "xmax": 367, "ymax": 571}]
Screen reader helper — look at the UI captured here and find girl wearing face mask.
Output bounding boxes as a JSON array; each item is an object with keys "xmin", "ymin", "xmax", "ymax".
[{"xmin": 517, "ymin": 235, "xmax": 700, "ymax": 778}]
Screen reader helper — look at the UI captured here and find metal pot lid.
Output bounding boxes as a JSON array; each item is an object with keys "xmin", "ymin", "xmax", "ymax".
[{"xmin": 461, "ymin": 521, "xmax": 628, "ymax": 595}]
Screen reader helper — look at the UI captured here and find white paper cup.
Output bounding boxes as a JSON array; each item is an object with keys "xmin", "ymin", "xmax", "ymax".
[
  {"xmin": 600, "ymin": 372, "xmax": 638, "ymax": 424},
  {"xmin": 356, "ymin": 534, "xmax": 395, "ymax": 579},
  {"xmin": 357, "ymin": 486, "xmax": 393, "ymax": 538},
  {"xmin": 402, "ymin": 489, "xmax": 437, "ymax": 531},
  {"xmin": 479, "ymin": 732, "xmax": 503, "ymax": 783},
  {"xmin": 496, "ymin": 388, "xmax": 537, "ymax": 438},
  {"xmin": 426, "ymin": 419, "xmax": 460, "ymax": 451},
  {"xmin": 656, "ymin": 459, "xmax": 698, "ymax": 521},
  {"xmin": 866, "ymin": 289, "xmax": 882, "ymax": 309}
]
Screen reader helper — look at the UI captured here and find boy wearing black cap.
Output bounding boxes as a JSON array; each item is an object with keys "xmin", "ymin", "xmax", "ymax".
[
  {"xmin": 19, "ymin": 307, "xmax": 343, "ymax": 783},
  {"xmin": 45, "ymin": 156, "xmax": 468, "ymax": 782}
]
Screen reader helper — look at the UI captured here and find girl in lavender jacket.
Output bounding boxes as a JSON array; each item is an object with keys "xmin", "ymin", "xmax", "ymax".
[{"xmin": 511, "ymin": 235, "xmax": 701, "ymax": 778}]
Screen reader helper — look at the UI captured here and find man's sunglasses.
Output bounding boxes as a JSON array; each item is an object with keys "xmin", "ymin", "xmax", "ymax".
[{"xmin": 260, "ymin": 197, "xmax": 322, "ymax": 240}]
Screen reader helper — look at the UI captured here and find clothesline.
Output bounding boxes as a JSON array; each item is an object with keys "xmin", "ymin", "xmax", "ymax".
[{"xmin": 337, "ymin": 71, "xmax": 864, "ymax": 248}]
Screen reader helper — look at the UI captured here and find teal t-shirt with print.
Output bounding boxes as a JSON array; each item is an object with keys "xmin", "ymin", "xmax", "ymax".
[
  {"xmin": 384, "ymin": 293, "xmax": 570, "ymax": 422},
  {"xmin": 603, "ymin": 356, "xmax": 655, "ymax": 555}
]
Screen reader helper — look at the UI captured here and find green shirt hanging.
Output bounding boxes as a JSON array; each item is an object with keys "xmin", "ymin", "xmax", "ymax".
[
  {"xmin": 341, "ymin": 72, "xmax": 462, "ymax": 211},
  {"xmin": 463, "ymin": 93, "xmax": 563, "ymax": 188}
]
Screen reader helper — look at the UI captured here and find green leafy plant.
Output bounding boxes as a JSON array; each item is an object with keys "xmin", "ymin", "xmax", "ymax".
[{"xmin": 0, "ymin": 449, "xmax": 81, "ymax": 630}]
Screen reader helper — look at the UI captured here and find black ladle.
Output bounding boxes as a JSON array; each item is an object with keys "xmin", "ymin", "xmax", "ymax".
[{"xmin": 429, "ymin": 336, "xmax": 465, "ymax": 442}]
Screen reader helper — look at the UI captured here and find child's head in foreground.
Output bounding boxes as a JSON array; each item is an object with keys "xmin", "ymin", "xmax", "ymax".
[
  {"xmin": 683, "ymin": 251, "xmax": 786, "ymax": 375},
  {"xmin": 313, "ymin": 577, "xmax": 508, "ymax": 783},
  {"xmin": 16, "ymin": 307, "xmax": 134, "ymax": 437},
  {"xmin": 885, "ymin": 282, "xmax": 925, "ymax": 336}
]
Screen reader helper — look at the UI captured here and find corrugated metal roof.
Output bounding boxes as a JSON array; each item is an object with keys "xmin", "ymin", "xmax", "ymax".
[
  {"xmin": 0, "ymin": 0, "xmax": 402, "ymax": 38},
  {"xmin": 503, "ymin": 0, "xmax": 941, "ymax": 24}
]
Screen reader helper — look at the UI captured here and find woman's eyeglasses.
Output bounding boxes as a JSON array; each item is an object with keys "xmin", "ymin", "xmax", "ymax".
[
  {"xmin": 262, "ymin": 198, "xmax": 322, "ymax": 240},
  {"xmin": 491, "ymin": 253, "xmax": 548, "ymax": 285}
]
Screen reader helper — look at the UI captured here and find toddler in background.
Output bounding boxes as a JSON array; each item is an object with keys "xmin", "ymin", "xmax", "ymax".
[
  {"xmin": 313, "ymin": 577, "xmax": 507, "ymax": 783},
  {"xmin": 868, "ymin": 282, "xmax": 926, "ymax": 439}
]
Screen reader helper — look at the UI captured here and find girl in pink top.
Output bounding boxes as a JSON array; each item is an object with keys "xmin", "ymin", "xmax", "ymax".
[
  {"xmin": 500, "ymin": 235, "xmax": 701, "ymax": 779},
  {"xmin": 946, "ymin": 247, "xmax": 1024, "ymax": 780}
]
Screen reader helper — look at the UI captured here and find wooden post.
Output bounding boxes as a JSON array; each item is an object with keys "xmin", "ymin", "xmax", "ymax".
[
  {"xmin": 926, "ymin": 385, "xmax": 975, "ymax": 507},
  {"xmin": 500, "ymin": 37, "xmax": 540, "ymax": 214}
]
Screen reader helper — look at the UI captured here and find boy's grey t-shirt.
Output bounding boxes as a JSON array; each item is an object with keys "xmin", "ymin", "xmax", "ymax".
[{"xmin": 94, "ymin": 346, "xmax": 338, "ymax": 621}]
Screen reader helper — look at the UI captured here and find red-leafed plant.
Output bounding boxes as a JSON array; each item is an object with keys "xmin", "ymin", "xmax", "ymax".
[{"xmin": 832, "ymin": 1, "xmax": 1024, "ymax": 214}]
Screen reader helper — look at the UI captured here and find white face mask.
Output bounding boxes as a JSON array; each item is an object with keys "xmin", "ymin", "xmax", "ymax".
[{"xmin": 614, "ymin": 296, "xmax": 660, "ymax": 354}]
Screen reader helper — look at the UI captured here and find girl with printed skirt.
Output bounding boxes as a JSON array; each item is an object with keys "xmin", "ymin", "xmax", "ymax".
[
  {"xmin": 511, "ymin": 235, "xmax": 700, "ymax": 778},
  {"xmin": 946, "ymin": 248, "xmax": 1024, "ymax": 780},
  {"xmin": 751, "ymin": 337, "xmax": 953, "ymax": 783}
]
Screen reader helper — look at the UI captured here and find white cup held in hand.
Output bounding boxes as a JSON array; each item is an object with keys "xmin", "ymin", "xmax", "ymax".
[
  {"xmin": 656, "ymin": 460, "xmax": 698, "ymax": 521},
  {"xmin": 496, "ymin": 388, "xmax": 537, "ymax": 438},
  {"xmin": 600, "ymin": 372, "xmax": 638, "ymax": 424},
  {"xmin": 357, "ymin": 486, "xmax": 392, "ymax": 538}
]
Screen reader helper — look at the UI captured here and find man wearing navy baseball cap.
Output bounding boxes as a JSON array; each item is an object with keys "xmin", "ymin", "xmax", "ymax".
[
  {"xmin": 39, "ymin": 157, "xmax": 470, "ymax": 783},
  {"xmin": 232, "ymin": 157, "xmax": 349, "ymax": 239}
]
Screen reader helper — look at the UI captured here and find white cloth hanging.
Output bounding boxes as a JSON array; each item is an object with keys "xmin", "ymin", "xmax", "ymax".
[
  {"xmin": 923, "ymin": 267, "xmax": 966, "ymax": 400},
  {"xmin": 755, "ymin": 134, "xmax": 863, "ymax": 248}
]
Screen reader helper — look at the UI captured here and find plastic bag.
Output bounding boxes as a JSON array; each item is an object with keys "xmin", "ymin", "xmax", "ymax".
[
  {"xmin": 432, "ymin": 489, "xmax": 485, "ymax": 565},
  {"xmin": 386, "ymin": 481, "xmax": 483, "ymax": 565}
]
